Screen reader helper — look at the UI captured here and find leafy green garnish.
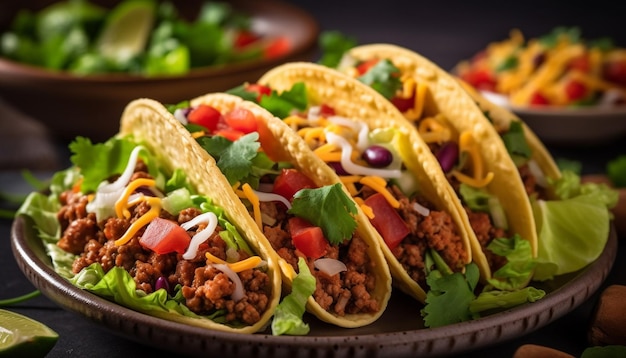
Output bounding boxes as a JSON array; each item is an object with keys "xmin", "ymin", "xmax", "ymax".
[
  {"xmin": 486, "ymin": 235, "xmax": 536, "ymax": 290},
  {"xmin": 496, "ymin": 55, "xmax": 519, "ymax": 72},
  {"xmin": 288, "ymin": 183, "xmax": 357, "ymax": 245},
  {"xmin": 539, "ymin": 26, "xmax": 581, "ymax": 48},
  {"xmin": 257, "ymin": 82, "xmax": 309, "ymax": 119},
  {"xmin": 501, "ymin": 121, "xmax": 532, "ymax": 164},
  {"xmin": 356, "ymin": 59, "xmax": 403, "ymax": 99},
  {"xmin": 196, "ymin": 132, "xmax": 261, "ymax": 185},
  {"xmin": 532, "ymin": 170, "xmax": 617, "ymax": 279},
  {"xmin": 607, "ymin": 155, "xmax": 626, "ymax": 188},
  {"xmin": 421, "ymin": 260, "xmax": 480, "ymax": 328},
  {"xmin": 469, "ymin": 286, "xmax": 545, "ymax": 313},
  {"xmin": 69, "ymin": 136, "xmax": 144, "ymax": 193},
  {"xmin": 271, "ymin": 257, "xmax": 316, "ymax": 335},
  {"xmin": 317, "ymin": 30, "xmax": 357, "ymax": 68},
  {"xmin": 582, "ymin": 345, "xmax": 626, "ymax": 358}
]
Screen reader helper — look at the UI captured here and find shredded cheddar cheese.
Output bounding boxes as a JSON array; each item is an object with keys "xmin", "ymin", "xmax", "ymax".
[
  {"xmin": 353, "ymin": 197, "xmax": 375, "ymax": 219},
  {"xmin": 400, "ymin": 76, "xmax": 427, "ymax": 121},
  {"xmin": 417, "ymin": 115, "xmax": 451, "ymax": 144},
  {"xmin": 115, "ymin": 178, "xmax": 156, "ymax": 219},
  {"xmin": 359, "ymin": 176, "xmax": 400, "ymax": 208},
  {"xmin": 205, "ymin": 252, "xmax": 263, "ymax": 272},
  {"xmin": 455, "ymin": 131, "xmax": 494, "ymax": 188},
  {"xmin": 241, "ymin": 183, "xmax": 262, "ymax": 230},
  {"xmin": 114, "ymin": 196, "xmax": 161, "ymax": 246}
]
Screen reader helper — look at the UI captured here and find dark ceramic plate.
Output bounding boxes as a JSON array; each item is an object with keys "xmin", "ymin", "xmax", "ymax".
[{"xmin": 11, "ymin": 214, "xmax": 617, "ymax": 358}]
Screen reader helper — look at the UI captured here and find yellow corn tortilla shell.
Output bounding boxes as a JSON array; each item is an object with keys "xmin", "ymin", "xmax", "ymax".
[
  {"xmin": 258, "ymin": 62, "xmax": 474, "ymax": 303},
  {"xmin": 186, "ymin": 93, "xmax": 392, "ymax": 328},
  {"xmin": 118, "ymin": 98, "xmax": 282, "ymax": 334},
  {"xmin": 341, "ymin": 44, "xmax": 538, "ymax": 278},
  {"xmin": 456, "ymin": 79, "xmax": 562, "ymax": 185}
]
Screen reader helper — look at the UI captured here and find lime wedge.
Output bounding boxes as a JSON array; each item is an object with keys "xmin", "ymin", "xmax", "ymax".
[
  {"xmin": 96, "ymin": 0, "xmax": 156, "ymax": 63},
  {"xmin": 0, "ymin": 309, "xmax": 58, "ymax": 357}
]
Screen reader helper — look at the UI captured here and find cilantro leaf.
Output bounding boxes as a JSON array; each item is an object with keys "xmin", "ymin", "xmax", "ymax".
[
  {"xmin": 501, "ymin": 120, "xmax": 532, "ymax": 164},
  {"xmin": 288, "ymin": 183, "xmax": 357, "ymax": 245},
  {"xmin": 258, "ymin": 82, "xmax": 309, "ymax": 118},
  {"xmin": 317, "ymin": 30, "xmax": 357, "ymax": 68},
  {"xmin": 607, "ymin": 155, "xmax": 626, "ymax": 188},
  {"xmin": 226, "ymin": 84, "xmax": 258, "ymax": 102},
  {"xmin": 421, "ymin": 262, "xmax": 479, "ymax": 328},
  {"xmin": 69, "ymin": 136, "xmax": 139, "ymax": 193},
  {"xmin": 357, "ymin": 59, "xmax": 402, "ymax": 99},
  {"xmin": 196, "ymin": 132, "xmax": 260, "ymax": 185}
]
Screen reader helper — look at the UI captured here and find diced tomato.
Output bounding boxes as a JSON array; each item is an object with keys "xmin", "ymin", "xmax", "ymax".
[
  {"xmin": 319, "ymin": 103, "xmax": 336, "ymax": 117},
  {"xmin": 272, "ymin": 168, "xmax": 317, "ymax": 200},
  {"xmin": 390, "ymin": 94, "xmax": 415, "ymax": 112},
  {"xmin": 288, "ymin": 217, "xmax": 328, "ymax": 259},
  {"xmin": 264, "ymin": 36, "xmax": 290, "ymax": 59},
  {"xmin": 603, "ymin": 60, "xmax": 626, "ymax": 86},
  {"xmin": 245, "ymin": 83, "xmax": 272, "ymax": 102},
  {"xmin": 214, "ymin": 128, "xmax": 245, "ymax": 141},
  {"xmin": 529, "ymin": 91, "xmax": 550, "ymax": 106},
  {"xmin": 139, "ymin": 217, "xmax": 190, "ymax": 255},
  {"xmin": 564, "ymin": 80, "xmax": 588, "ymax": 101},
  {"xmin": 223, "ymin": 108, "xmax": 258, "ymax": 134},
  {"xmin": 364, "ymin": 193, "xmax": 410, "ymax": 250},
  {"xmin": 256, "ymin": 118, "xmax": 289, "ymax": 162},
  {"xmin": 234, "ymin": 30, "xmax": 260, "ymax": 48},
  {"xmin": 461, "ymin": 68, "xmax": 497, "ymax": 92},
  {"xmin": 187, "ymin": 105, "xmax": 222, "ymax": 131},
  {"xmin": 356, "ymin": 58, "xmax": 379, "ymax": 75},
  {"xmin": 568, "ymin": 54, "xmax": 590, "ymax": 73}
]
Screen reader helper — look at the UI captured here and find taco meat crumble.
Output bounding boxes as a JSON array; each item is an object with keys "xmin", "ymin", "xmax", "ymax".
[
  {"xmin": 56, "ymin": 161, "xmax": 270, "ymax": 326},
  {"xmin": 260, "ymin": 201, "xmax": 379, "ymax": 316}
]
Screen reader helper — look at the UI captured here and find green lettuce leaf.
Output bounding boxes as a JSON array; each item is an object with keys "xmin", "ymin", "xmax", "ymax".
[
  {"xmin": 486, "ymin": 235, "xmax": 536, "ymax": 290},
  {"xmin": 357, "ymin": 59, "xmax": 402, "ymax": 99},
  {"xmin": 271, "ymin": 257, "xmax": 316, "ymax": 335}
]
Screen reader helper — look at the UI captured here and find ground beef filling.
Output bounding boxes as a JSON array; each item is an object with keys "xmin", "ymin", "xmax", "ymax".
[
  {"xmin": 518, "ymin": 163, "xmax": 548, "ymax": 200},
  {"xmin": 260, "ymin": 201, "xmax": 380, "ymax": 316},
  {"xmin": 55, "ymin": 166, "xmax": 270, "ymax": 326},
  {"xmin": 361, "ymin": 185, "xmax": 467, "ymax": 288}
]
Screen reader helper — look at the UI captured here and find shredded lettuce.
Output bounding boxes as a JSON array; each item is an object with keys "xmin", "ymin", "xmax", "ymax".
[
  {"xmin": 532, "ymin": 170, "xmax": 618, "ymax": 280},
  {"xmin": 271, "ymin": 257, "xmax": 316, "ymax": 335}
]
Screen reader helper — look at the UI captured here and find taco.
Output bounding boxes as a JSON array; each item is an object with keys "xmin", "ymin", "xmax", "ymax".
[
  {"xmin": 457, "ymin": 80, "xmax": 617, "ymax": 279},
  {"xmin": 16, "ymin": 99, "xmax": 283, "ymax": 334},
  {"xmin": 214, "ymin": 63, "xmax": 479, "ymax": 308},
  {"xmin": 153, "ymin": 93, "xmax": 393, "ymax": 328},
  {"xmin": 335, "ymin": 44, "xmax": 540, "ymax": 288}
]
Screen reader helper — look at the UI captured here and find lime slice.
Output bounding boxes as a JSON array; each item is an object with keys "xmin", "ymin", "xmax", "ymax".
[
  {"xmin": 96, "ymin": 0, "xmax": 156, "ymax": 63},
  {"xmin": 0, "ymin": 309, "xmax": 58, "ymax": 357}
]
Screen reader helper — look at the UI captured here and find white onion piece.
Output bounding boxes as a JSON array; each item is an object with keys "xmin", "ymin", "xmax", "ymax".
[
  {"xmin": 326, "ymin": 115, "xmax": 370, "ymax": 151},
  {"xmin": 488, "ymin": 196, "xmax": 508, "ymax": 230},
  {"xmin": 182, "ymin": 212, "xmax": 218, "ymax": 260},
  {"xmin": 314, "ymin": 258, "xmax": 347, "ymax": 276},
  {"xmin": 325, "ymin": 132, "xmax": 402, "ymax": 178},
  {"xmin": 479, "ymin": 90, "xmax": 510, "ymax": 108},
  {"xmin": 253, "ymin": 190, "xmax": 292, "ymax": 209},
  {"xmin": 212, "ymin": 263, "xmax": 245, "ymax": 302},
  {"xmin": 527, "ymin": 159, "xmax": 548, "ymax": 188},
  {"xmin": 307, "ymin": 105, "xmax": 321, "ymax": 124},
  {"xmin": 87, "ymin": 145, "xmax": 144, "ymax": 221},
  {"xmin": 412, "ymin": 202, "xmax": 431, "ymax": 217},
  {"xmin": 173, "ymin": 108, "xmax": 189, "ymax": 125}
]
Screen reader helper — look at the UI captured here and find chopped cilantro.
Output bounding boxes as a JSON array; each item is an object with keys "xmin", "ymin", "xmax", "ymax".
[
  {"xmin": 501, "ymin": 121, "xmax": 532, "ymax": 162},
  {"xmin": 258, "ymin": 82, "xmax": 309, "ymax": 118},
  {"xmin": 496, "ymin": 55, "xmax": 519, "ymax": 72},
  {"xmin": 357, "ymin": 59, "xmax": 403, "ymax": 99},
  {"xmin": 607, "ymin": 155, "xmax": 626, "ymax": 188},
  {"xmin": 288, "ymin": 183, "xmax": 357, "ymax": 245},
  {"xmin": 196, "ymin": 132, "xmax": 260, "ymax": 185},
  {"xmin": 317, "ymin": 30, "xmax": 358, "ymax": 68}
]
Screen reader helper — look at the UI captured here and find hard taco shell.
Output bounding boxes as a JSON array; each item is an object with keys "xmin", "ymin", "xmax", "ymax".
[
  {"xmin": 258, "ymin": 62, "xmax": 475, "ymax": 303},
  {"xmin": 118, "ymin": 98, "xmax": 282, "ymax": 334}
]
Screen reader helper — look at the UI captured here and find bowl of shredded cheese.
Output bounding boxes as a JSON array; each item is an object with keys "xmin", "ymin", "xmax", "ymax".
[{"xmin": 454, "ymin": 27, "xmax": 626, "ymax": 144}]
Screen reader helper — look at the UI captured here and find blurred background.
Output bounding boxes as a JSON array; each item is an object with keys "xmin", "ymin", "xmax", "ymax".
[{"xmin": 287, "ymin": 0, "xmax": 625, "ymax": 70}]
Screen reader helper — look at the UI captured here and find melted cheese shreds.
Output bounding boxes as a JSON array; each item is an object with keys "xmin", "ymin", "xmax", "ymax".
[
  {"xmin": 314, "ymin": 143, "xmax": 342, "ymax": 162},
  {"xmin": 399, "ymin": 76, "xmax": 426, "ymax": 121},
  {"xmin": 182, "ymin": 211, "xmax": 218, "ymax": 260},
  {"xmin": 115, "ymin": 178, "xmax": 157, "ymax": 219},
  {"xmin": 241, "ymin": 183, "xmax": 262, "ymax": 230},
  {"xmin": 298, "ymin": 127, "xmax": 326, "ymax": 146},
  {"xmin": 205, "ymin": 252, "xmax": 264, "ymax": 272},
  {"xmin": 418, "ymin": 116, "xmax": 451, "ymax": 143},
  {"xmin": 354, "ymin": 197, "xmax": 375, "ymax": 219},
  {"xmin": 114, "ymin": 196, "xmax": 161, "ymax": 246},
  {"xmin": 359, "ymin": 176, "xmax": 400, "ymax": 208},
  {"xmin": 451, "ymin": 169, "xmax": 495, "ymax": 188}
]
